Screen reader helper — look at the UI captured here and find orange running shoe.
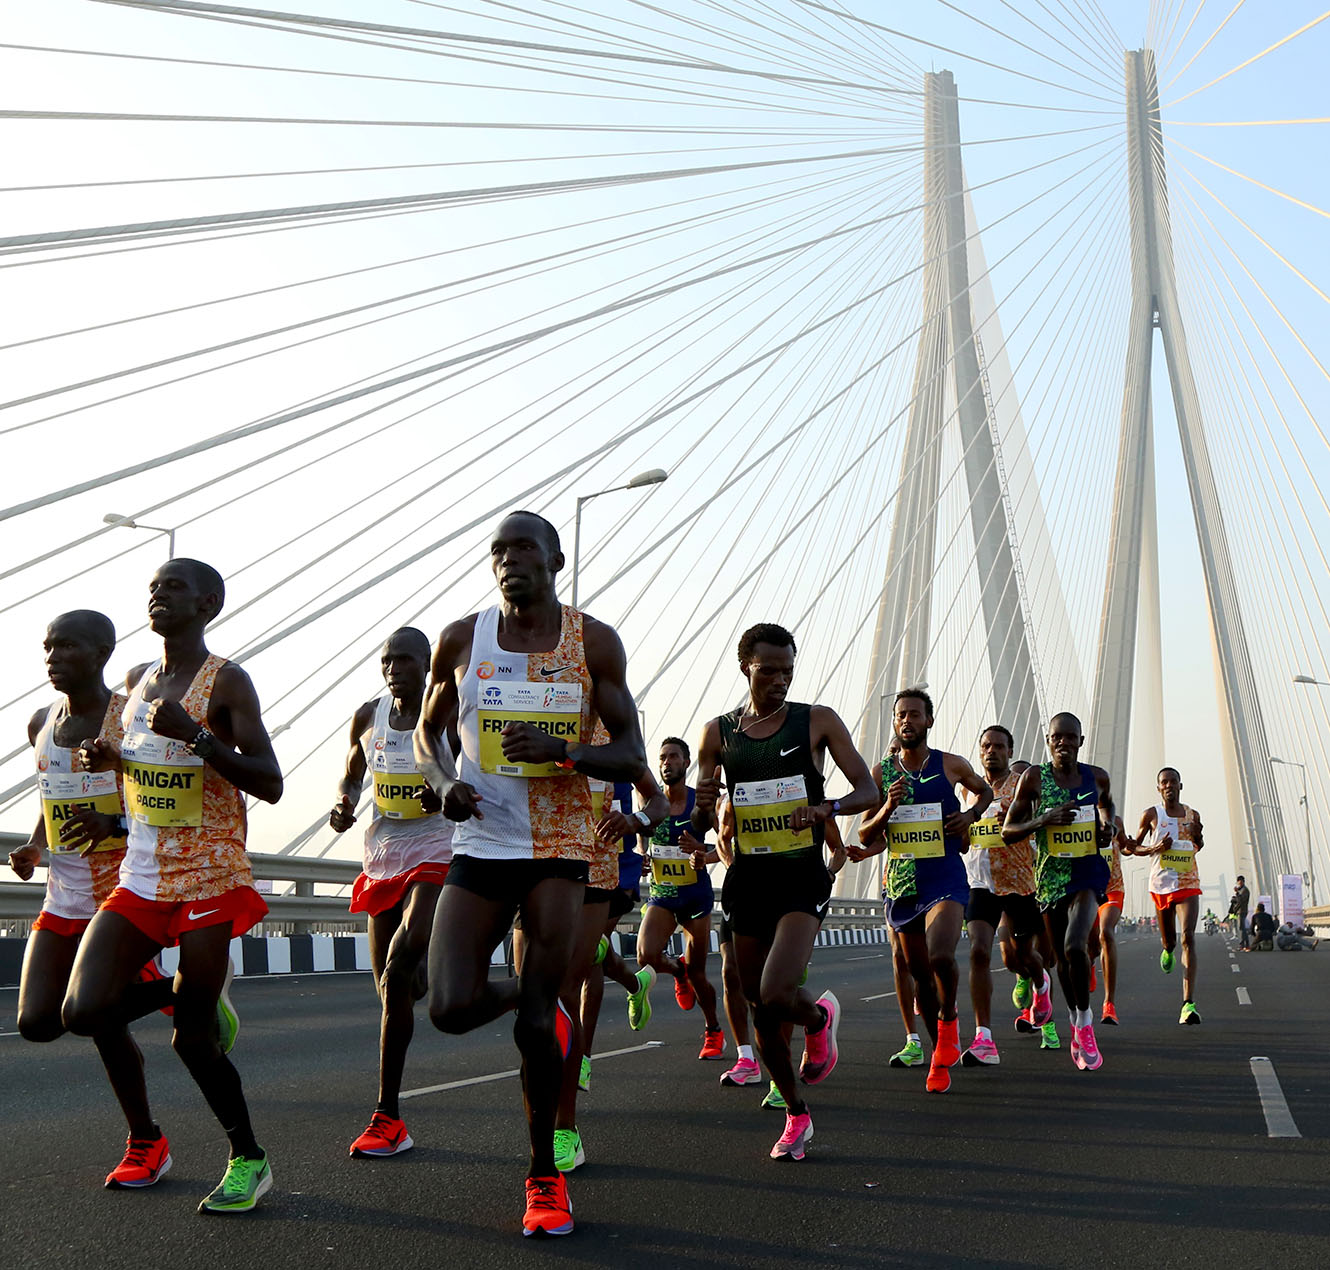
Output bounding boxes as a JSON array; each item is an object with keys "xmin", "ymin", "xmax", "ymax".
[
  {"xmin": 523, "ymin": 1174, "xmax": 574, "ymax": 1237},
  {"xmin": 105, "ymin": 1133, "xmax": 172, "ymax": 1188},
  {"xmin": 925, "ymin": 1056, "xmax": 952, "ymax": 1093},
  {"xmin": 934, "ymin": 1017, "xmax": 962, "ymax": 1068},
  {"xmin": 699, "ymin": 1028, "xmax": 726, "ymax": 1060},
  {"xmin": 1101, "ymin": 1002, "xmax": 1119, "ymax": 1025},
  {"xmin": 349, "ymin": 1111, "xmax": 414, "ymax": 1158},
  {"xmin": 674, "ymin": 971, "xmax": 696, "ymax": 1011}
]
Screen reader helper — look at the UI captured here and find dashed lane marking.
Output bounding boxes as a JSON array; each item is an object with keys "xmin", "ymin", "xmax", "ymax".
[
  {"xmin": 1236, "ymin": 986, "xmax": 1251, "ymax": 1005},
  {"xmin": 1250, "ymin": 1057, "xmax": 1301, "ymax": 1138},
  {"xmin": 401, "ymin": 1040, "xmax": 663, "ymax": 1100}
]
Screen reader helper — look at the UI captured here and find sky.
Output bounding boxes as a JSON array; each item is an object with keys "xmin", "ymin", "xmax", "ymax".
[{"xmin": 1, "ymin": 0, "xmax": 1327, "ymax": 913}]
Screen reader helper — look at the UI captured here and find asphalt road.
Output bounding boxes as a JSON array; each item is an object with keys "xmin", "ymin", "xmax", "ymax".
[{"xmin": 2, "ymin": 927, "xmax": 1326, "ymax": 1266}]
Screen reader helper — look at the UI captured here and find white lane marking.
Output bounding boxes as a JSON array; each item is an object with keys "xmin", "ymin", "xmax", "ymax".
[
  {"xmin": 846, "ymin": 954, "xmax": 884, "ymax": 962},
  {"xmin": 1236, "ymin": 987, "xmax": 1251, "ymax": 1005},
  {"xmin": 400, "ymin": 1040, "xmax": 663, "ymax": 1100},
  {"xmin": 861, "ymin": 991, "xmax": 897, "ymax": 1002},
  {"xmin": 1250, "ymin": 1057, "xmax": 1301, "ymax": 1138},
  {"xmin": 1231, "ymin": 963, "xmax": 1241, "ymax": 973}
]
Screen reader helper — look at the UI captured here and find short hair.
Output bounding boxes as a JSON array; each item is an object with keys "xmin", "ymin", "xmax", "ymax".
[
  {"xmin": 660, "ymin": 735, "xmax": 690, "ymax": 763},
  {"xmin": 1048, "ymin": 711, "xmax": 1082, "ymax": 733},
  {"xmin": 737, "ymin": 623, "xmax": 796, "ymax": 665},
  {"xmin": 52, "ymin": 609, "xmax": 116, "ymax": 650},
  {"xmin": 1236, "ymin": 876, "xmax": 1245, "ymax": 884},
  {"xmin": 504, "ymin": 510, "xmax": 560, "ymax": 554},
  {"xmin": 384, "ymin": 626, "xmax": 431, "ymax": 661},
  {"xmin": 1157, "ymin": 766, "xmax": 1180, "ymax": 782},
  {"xmin": 981, "ymin": 724, "xmax": 1014, "ymax": 749},
  {"xmin": 1255, "ymin": 902, "xmax": 1265, "ymax": 911},
  {"xmin": 894, "ymin": 687, "xmax": 933, "ymax": 718},
  {"xmin": 173, "ymin": 558, "xmax": 226, "ymax": 614}
]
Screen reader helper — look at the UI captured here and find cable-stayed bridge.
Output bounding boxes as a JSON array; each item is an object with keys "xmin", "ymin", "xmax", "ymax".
[{"xmin": 1, "ymin": 1, "xmax": 1327, "ymax": 910}]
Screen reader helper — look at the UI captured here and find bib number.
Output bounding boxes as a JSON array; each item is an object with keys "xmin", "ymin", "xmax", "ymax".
[
  {"xmin": 477, "ymin": 682, "xmax": 582, "ymax": 778},
  {"xmin": 39, "ymin": 770, "xmax": 122, "ymax": 853},
  {"xmin": 967, "ymin": 815, "xmax": 1004, "ymax": 851},
  {"xmin": 1161, "ymin": 846, "xmax": 1194, "ymax": 873},
  {"xmin": 123, "ymin": 733, "xmax": 204, "ymax": 828},
  {"xmin": 1048, "ymin": 807, "xmax": 1097, "ymax": 858},
  {"xmin": 888, "ymin": 802, "xmax": 945, "ymax": 859},
  {"xmin": 731, "ymin": 776, "xmax": 812, "ymax": 855},
  {"xmin": 651, "ymin": 844, "xmax": 698, "ymax": 887}
]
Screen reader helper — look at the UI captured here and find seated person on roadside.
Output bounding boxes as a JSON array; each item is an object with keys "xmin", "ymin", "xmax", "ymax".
[{"xmin": 1249, "ymin": 903, "xmax": 1276, "ymax": 950}]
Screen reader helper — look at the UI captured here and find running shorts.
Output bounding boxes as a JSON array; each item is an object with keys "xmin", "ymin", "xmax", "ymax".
[
  {"xmin": 101, "ymin": 884, "xmax": 268, "ymax": 947},
  {"xmin": 349, "ymin": 862, "xmax": 450, "ymax": 918},
  {"xmin": 721, "ymin": 855, "xmax": 831, "ymax": 944},
  {"xmin": 1152, "ymin": 887, "xmax": 1203, "ymax": 912},
  {"xmin": 445, "ymin": 854, "xmax": 588, "ymax": 907},
  {"xmin": 965, "ymin": 887, "xmax": 1041, "ymax": 938}
]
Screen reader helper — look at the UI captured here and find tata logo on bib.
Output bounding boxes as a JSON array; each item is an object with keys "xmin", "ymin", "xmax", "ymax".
[
  {"xmin": 482, "ymin": 686, "xmax": 504, "ymax": 705},
  {"xmin": 476, "ymin": 662, "xmax": 497, "ymax": 680}
]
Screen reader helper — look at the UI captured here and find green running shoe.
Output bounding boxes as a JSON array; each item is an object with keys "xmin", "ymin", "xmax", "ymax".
[
  {"xmin": 578, "ymin": 1055, "xmax": 591, "ymax": 1092},
  {"xmin": 1039, "ymin": 1022, "xmax": 1061, "ymax": 1050},
  {"xmin": 1011, "ymin": 975, "xmax": 1032, "ymax": 1009},
  {"xmin": 889, "ymin": 1038, "xmax": 925, "ymax": 1068},
  {"xmin": 593, "ymin": 936, "xmax": 608, "ymax": 967},
  {"xmin": 198, "ymin": 1152, "xmax": 271, "ymax": 1214},
  {"xmin": 216, "ymin": 957, "xmax": 239, "ymax": 1056},
  {"xmin": 627, "ymin": 967, "xmax": 655, "ymax": 1031},
  {"xmin": 553, "ymin": 1127, "xmax": 584, "ymax": 1173},
  {"xmin": 1179, "ymin": 1001, "xmax": 1202, "ymax": 1026},
  {"xmin": 799, "ymin": 964, "xmax": 809, "ymax": 987},
  {"xmin": 760, "ymin": 1081, "xmax": 787, "ymax": 1111},
  {"xmin": 1160, "ymin": 949, "xmax": 1175, "ymax": 974}
]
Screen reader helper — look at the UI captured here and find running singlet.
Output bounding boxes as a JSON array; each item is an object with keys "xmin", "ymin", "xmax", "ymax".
[
  {"xmin": 964, "ymin": 767, "xmax": 1035, "ymax": 896},
  {"xmin": 453, "ymin": 605, "xmax": 597, "ymax": 866},
  {"xmin": 33, "ymin": 696, "xmax": 127, "ymax": 920},
  {"xmin": 587, "ymin": 779, "xmax": 642, "ymax": 892},
  {"xmin": 1032, "ymin": 762, "xmax": 1109, "ymax": 907},
  {"xmin": 720, "ymin": 703, "xmax": 824, "ymax": 863},
  {"xmin": 881, "ymin": 749, "xmax": 966, "ymax": 902},
  {"xmin": 648, "ymin": 787, "xmax": 714, "ymax": 903},
  {"xmin": 358, "ymin": 694, "xmax": 452, "ymax": 881},
  {"xmin": 1148, "ymin": 804, "xmax": 1201, "ymax": 895},
  {"xmin": 119, "ymin": 655, "xmax": 254, "ymax": 903}
]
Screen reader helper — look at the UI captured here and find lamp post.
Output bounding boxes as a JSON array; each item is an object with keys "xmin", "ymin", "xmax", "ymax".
[
  {"xmin": 570, "ymin": 469, "xmax": 667, "ymax": 608},
  {"xmin": 103, "ymin": 513, "xmax": 176, "ymax": 558},
  {"xmin": 1293, "ymin": 674, "xmax": 1330, "ymax": 687},
  {"xmin": 1271, "ymin": 757, "xmax": 1314, "ymax": 905}
]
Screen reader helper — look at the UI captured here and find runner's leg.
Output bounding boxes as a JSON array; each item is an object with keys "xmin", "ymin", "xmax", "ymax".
[
  {"xmin": 680, "ymin": 914, "xmax": 722, "ymax": 1031},
  {"xmin": 378, "ymin": 881, "xmax": 442, "ymax": 1118}
]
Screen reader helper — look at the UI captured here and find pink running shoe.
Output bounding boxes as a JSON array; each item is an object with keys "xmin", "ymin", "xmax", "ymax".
[
  {"xmin": 770, "ymin": 1109, "xmax": 814, "ymax": 1161},
  {"xmin": 961, "ymin": 1034, "xmax": 1000, "ymax": 1066},
  {"xmin": 1074, "ymin": 1023, "xmax": 1103, "ymax": 1071},
  {"xmin": 719, "ymin": 1056, "xmax": 762, "ymax": 1086},
  {"xmin": 1032, "ymin": 973, "xmax": 1053, "ymax": 1026},
  {"xmin": 799, "ymin": 991, "xmax": 840, "ymax": 1084}
]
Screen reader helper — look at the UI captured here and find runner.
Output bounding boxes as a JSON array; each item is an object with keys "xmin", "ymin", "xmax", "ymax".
[
  {"xmin": 638, "ymin": 736, "xmax": 725, "ymax": 1059},
  {"xmin": 8, "ymin": 610, "xmax": 175, "ymax": 1189},
  {"xmin": 1096, "ymin": 814, "xmax": 1127, "ymax": 1024},
  {"xmin": 849, "ymin": 689, "xmax": 993, "ymax": 1093},
  {"xmin": 413, "ymin": 510, "xmax": 646, "ymax": 1237},
  {"xmin": 329, "ymin": 627, "xmax": 454, "ymax": 1158},
  {"xmin": 961, "ymin": 727, "xmax": 1051, "ymax": 1067},
  {"xmin": 1002, "ymin": 712, "xmax": 1115, "ymax": 1071},
  {"xmin": 63, "ymin": 560, "xmax": 282, "ymax": 1212},
  {"xmin": 1130, "ymin": 767, "xmax": 1205, "ymax": 1024},
  {"xmin": 691, "ymin": 623, "xmax": 877, "ymax": 1161}
]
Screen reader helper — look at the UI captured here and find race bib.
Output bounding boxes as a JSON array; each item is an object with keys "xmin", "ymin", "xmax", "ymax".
[
  {"xmin": 651, "ymin": 843, "xmax": 698, "ymax": 887},
  {"xmin": 39, "ymin": 770, "xmax": 122, "ymax": 854},
  {"xmin": 122, "ymin": 733, "xmax": 204, "ymax": 827},
  {"xmin": 588, "ymin": 778, "xmax": 608, "ymax": 824},
  {"xmin": 1048, "ymin": 806, "xmax": 1097, "ymax": 858},
  {"xmin": 967, "ymin": 814, "xmax": 1004, "ymax": 850},
  {"xmin": 887, "ymin": 802, "xmax": 945, "ymax": 859},
  {"xmin": 477, "ymin": 681, "xmax": 582, "ymax": 778},
  {"xmin": 1161, "ymin": 844, "xmax": 1195, "ymax": 873},
  {"xmin": 731, "ymin": 776, "xmax": 813, "ymax": 855}
]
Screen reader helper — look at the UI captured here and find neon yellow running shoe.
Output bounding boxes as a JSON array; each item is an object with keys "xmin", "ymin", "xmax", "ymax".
[
  {"xmin": 760, "ymin": 1081, "xmax": 787, "ymax": 1111},
  {"xmin": 593, "ymin": 936, "xmax": 608, "ymax": 966},
  {"xmin": 627, "ymin": 967, "xmax": 655, "ymax": 1031},
  {"xmin": 1039, "ymin": 1022, "xmax": 1061, "ymax": 1050},
  {"xmin": 198, "ymin": 1153, "xmax": 271, "ymax": 1214},
  {"xmin": 578, "ymin": 1055, "xmax": 591, "ymax": 1091},
  {"xmin": 889, "ymin": 1038, "xmax": 925, "ymax": 1068},
  {"xmin": 1160, "ymin": 949, "xmax": 1175, "ymax": 974},
  {"xmin": 1179, "ymin": 1001, "xmax": 1201, "ymax": 1025},
  {"xmin": 1011, "ymin": 975, "xmax": 1032, "ymax": 1009},
  {"xmin": 553, "ymin": 1128, "xmax": 584, "ymax": 1172}
]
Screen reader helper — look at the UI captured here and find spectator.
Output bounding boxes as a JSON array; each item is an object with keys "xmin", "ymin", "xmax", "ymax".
[
  {"xmin": 1249, "ymin": 903, "xmax": 1275, "ymax": 950},
  {"xmin": 1275, "ymin": 922, "xmax": 1319, "ymax": 952},
  {"xmin": 1228, "ymin": 877, "xmax": 1251, "ymax": 949}
]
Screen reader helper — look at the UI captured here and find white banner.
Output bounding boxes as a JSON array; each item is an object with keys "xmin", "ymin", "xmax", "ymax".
[{"xmin": 1279, "ymin": 875, "xmax": 1304, "ymax": 927}]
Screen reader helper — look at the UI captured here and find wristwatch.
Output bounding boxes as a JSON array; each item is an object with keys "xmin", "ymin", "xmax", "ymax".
[
  {"xmin": 633, "ymin": 810, "xmax": 651, "ymax": 829},
  {"xmin": 555, "ymin": 741, "xmax": 576, "ymax": 771},
  {"xmin": 188, "ymin": 727, "xmax": 218, "ymax": 760}
]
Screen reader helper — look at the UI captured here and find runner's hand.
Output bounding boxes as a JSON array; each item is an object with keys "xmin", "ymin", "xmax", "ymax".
[
  {"xmin": 790, "ymin": 802, "xmax": 830, "ymax": 830},
  {"xmin": 943, "ymin": 808, "xmax": 977, "ymax": 837},
  {"xmin": 75, "ymin": 737, "xmax": 115, "ymax": 772},
  {"xmin": 499, "ymin": 721, "xmax": 565, "ymax": 765},
  {"xmin": 419, "ymin": 785, "xmax": 442, "ymax": 815},
  {"xmin": 694, "ymin": 766, "xmax": 723, "ymax": 817},
  {"xmin": 329, "ymin": 794, "xmax": 356, "ymax": 832},
  {"xmin": 8, "ymin": 843, "xmax": 40, "ymax": 880},
  {"xmin": 442, "ymin": 780, "xmax": 484, "ymax": 822},
  {"xmin": 1041, "ymin": 801, "xmax": 1078, "ymax": 828},
  {"xmin": 1154, "ymin": 830, "xmax": 1173, "ymax": 853},
  {"xmin": 60, "ymin": 810, "xmax": 121, "ymax": 855},
  {"xmin": 847, "ymin": 835, "xmax": 887, "ymax": 862},
  {"xmin": 145, "ymin": 698, "xmax": 197, "ymax": 741},
  {"xmin": 596, "ymin": 809, "xmax": 636, "ymax": 843}
]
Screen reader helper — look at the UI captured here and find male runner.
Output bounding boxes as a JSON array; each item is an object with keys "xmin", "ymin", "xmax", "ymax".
[
  {"xmin": 9, "ymin": 610, "xmax": 174, "ymax": 1188},
  {"xmin": 638, "ymin": 736, "xmax": 725, "ymax": 1059},
  {"xmin": 413, "ymin": 510, "xmax": 646, "ymax": 1237},
  {"xmin": 849, "ymin": 690, "xmax": 993, "ymax": 1093},
  {"xmin": 692, "ymin": 623, "xmax": 877, "ymax": 1161},
  {"xmin": 1002, "ymin": 712, "xmax": 1115, "ymax": 1071},
  {"xmin": 960, "ymin": 727, "xmax": 1050, "ymax": 1067},
  {"xmin": 1096, "ymin": 814, "xmax": 1127, "ymax": 1024},
  {"xmin": 329, "ymin": 627, "xmax": 453, "ymax": 1157},
  {"xmin": 1130, "ymin": 766, "xmax": 1205, "ymax": 1024},
  {"xmin": 64, "ymin": 560, "xmax": 282, "ymax": 1212}
]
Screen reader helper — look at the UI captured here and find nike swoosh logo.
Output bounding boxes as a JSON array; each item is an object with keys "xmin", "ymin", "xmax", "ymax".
[
  {"xmin": 187, "ymin": 907, "xmax": 220, "ymax": 921},
  {"xmin": 539, "ymin": 665, "xmax": 575, "ymax": 678},
  {"xmin": 916, "ymin": 774, "xmax": 940, "ymax": 784},
  {"xmin": 1077, "ymin": 791, "xmax": 1095, "ymax": 801},
  {"xmin": 780, "ymin": 747, "xmax": 799, "ymax": 757}
]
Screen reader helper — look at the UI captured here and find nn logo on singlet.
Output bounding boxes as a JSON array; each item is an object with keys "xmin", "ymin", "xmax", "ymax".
[{"xmin": 476, "ymin": 662, "xmax": 515, "ymax": 680}]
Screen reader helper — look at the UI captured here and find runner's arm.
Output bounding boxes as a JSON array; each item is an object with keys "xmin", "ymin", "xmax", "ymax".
[
  {"xmin": 331, "ymin": 700, "xmax": 375, "ymax": 832},
  {"xmin": 944, "ymin": 753, "xmax": 993, "ymax": 836},
  {"xmin": 563, "ymin": 618, "xmax": 646, "ymax": 781},
  {"xmin": 690, "ymin": 718, "xmax": 724, "ymax": 836},
  {"xmin": 807, "ymin": 705, "xmax": 877, "ymax": 823},
  {"xmin": 1093, "ymin": 766, "xmax": 1117, "ymax": 850},
  {"xmin": 200, "ymin": 663, "xmax": 284, "ymax": 803},
  {"xmin": 823, "ymin": 815, "xmax": 848, "ymax": 877},
  {"xmin": 9, "ymin": 708, "xmax": 46, "ymax": 876},
  {"xmin": 1002, "ymin": 767, "xmax": 1049, "ymax": 842},
  {"xmin": 413, "ymin": 620, "xmax": 477, "ymax": 820}
]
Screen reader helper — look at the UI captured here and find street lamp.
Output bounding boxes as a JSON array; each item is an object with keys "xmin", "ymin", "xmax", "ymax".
[
  {"xmin": 569, "ymin": 469, "xmax": 667, "ymax": 608},
  {"xmin": 1270, "ymin": 757, "xmax": 1314, "ymax": 905},
  {"xmin": 103, "ymin": 513, "xmax": 176, "ymax": 558},
  {"xmin": 1294, "ymin": 674, "xmax": 1330, "ymax": 687}
]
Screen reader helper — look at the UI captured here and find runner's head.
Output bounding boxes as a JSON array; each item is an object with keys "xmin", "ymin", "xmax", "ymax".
[
  {"xmin": 1045, "ymin": 711, "xmax": 1083, "ymax": 766},
  {"xmin": 491, "ymin": 511, "xmax": 563, "ymax": 607},
  {"xmin": 1156, "ymin": 766, "xmax": 1182, "ymax": 804},
  {"xmin": 43, "ymin": 610, "xmax": 115, "ymax": 695},
  {"xmin": 737, "ymin": 623, "xmax": 796, "ymax": 711},
  {"xmin": 380, "ymin": 627, "xmax": 432, "ymax": 702},
  {"xmin": 659, "ymin": 736, "xmax": 689, "ymax": 787},
  {"xmin": 147, "ymin": 559, "xmax": 225, "ymax": 634},
  {"xmin": 978, "ymin": 724, "xmax": 1013, "ymax": 777},
  {"xmin": 892, "ymin": 687, "xmax": 933, "ymax": 749}
]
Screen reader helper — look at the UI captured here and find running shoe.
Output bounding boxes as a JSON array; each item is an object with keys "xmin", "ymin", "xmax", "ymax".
[
  {"xmin": 105, "ymin": 1133, "xmax": 172, "ymax": 1188},
  {"xmin": 349, "ymin": 1112, "xmax": 413, "ymax": 1158},
  {"xmin": 770, "ymin": 1110, "xmax": 813, "ymax": 1161},
  {"xmin": 593, "ymin": 936, "xmax": 608, "ymax": 966},
  {"xmin": 1038, "ymin": 1021, "xmax": 1061, "ymax": 1050},
  {"xmin": 674, "ymin": 970, "xmax": 696, "ymax": 1011},
  {"xmin": 553, "ymin": 1127, "xmax": 584, "ymax": 1173},
  {"xmin": 1179, "ymin": 1001, "xmax": 1202, "ymax": 1026},
  {"xmin": 1014, "ymin": 1006, "xmax": 1035, "ymax": 1034},
  {"xmin": 578, "ymin": 1056, "xmax": 591, "ymax": 1091},
  {"xmin": 1160, "ymin": 948, "xmax": 1175, "ymax": 974},
  {"xmin": 1101, "ymin": 1002, "xmax": 1120, "ymax": 1025},
  {"xmin": 522, "ymin": 1175, "xmax": 574, "ymax": 1237},
  {"xmin": 627, "ymin": 967, "xmax": 655, "ymax": 1031},
  {"xmin": 720, "ymin": 1056, "xmax": 762, "ymax": 1086},
  {"xmin": 961, "ymin": 1034, "xmax": 1000, "ymax": 1066},
  {"xmin": 925, "ymin": 1055, "xmax": 952, "ymax": 1093},
  {"xmin": 761, "ymin": 1081, "xmax": 787, "ymax": 1111},
  {"xmin": 934, "ymin": 1017, "xmax": 962, "ymax": 1069},
  {"xmin": 554, "ymin": 1000, "xmax": 573, "ymax": 1060},
  {"xmin": 1070, "ymin": 1025, "xmax": 1082, "ymax": 1067},
  {"xmin": 699, "ymin": 1028, "xmax": 726, "ymax": 1060},
  {"xmin": 1011, "ymin": 975, "xmax": 1032, "ymax": 1009},
  {"xmin": 889, "ymin": 1038, "xmax": 925, "ymax": 1067},
  {"xmin": 216, "ymin": 957, "xmax": 239, "ymax": 1055},
  {"xmin": 799, "ymin": 964, "xmax": 809, "ymax": 987},
  {"xmin": 1073, "ymin": 1023, "xmax": 1103, "ymax": 1070},
  {"xmin": 799, "ymin": 991, "xmax": 840, "ymax": 1084},
  {"xmin": 1032, "ymin": 973, "xmax": 1053, "ymax": 1026},
  {"xmin": 198, "ymin": 1153, "xmax": 272, "ymax": 1214}
]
